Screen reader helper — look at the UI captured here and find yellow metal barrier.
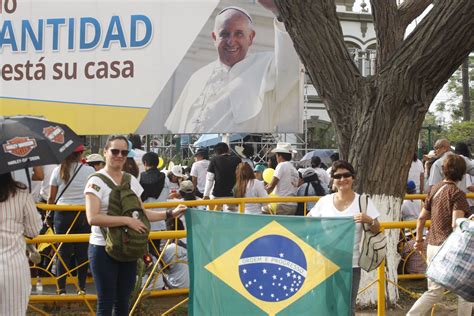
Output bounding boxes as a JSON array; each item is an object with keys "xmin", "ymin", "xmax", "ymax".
[{"xmin": 29, "ymin": 193, "xmax": 472, "ymax": 315}]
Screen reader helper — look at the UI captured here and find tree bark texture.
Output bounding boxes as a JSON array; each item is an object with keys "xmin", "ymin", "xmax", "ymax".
[
  {"xmin": 462, "ymin": 58, "xmax": 471, "ymax": 121},
  {"xmin": 276, "ymin": 0, "xmax": 474, "ymax": 306}
]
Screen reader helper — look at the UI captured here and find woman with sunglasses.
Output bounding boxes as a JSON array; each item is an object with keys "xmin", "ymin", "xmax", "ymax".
[
  {"xmin": 307, "ymin": 160, "xmax": 380, "ymax": 316},
  {"xmin": 84, "ymin": 135, "xmax": 186, "ymax": 316}
]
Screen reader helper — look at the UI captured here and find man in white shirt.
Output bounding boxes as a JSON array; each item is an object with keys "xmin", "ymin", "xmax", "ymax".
[
  {"xmin": 264, "ymin": 142, "xmax": 299, "ymax": 215},
  {"xmin": 190, "ymin": 148, "xmax": 210, "ymax": 198},
  {"xmin": 428, "ymin": 139, "xmax": 474, "ymax": 192},
  {"xmin": 164, "ymin": 3, "xmax": 301, "ymax": 133}
]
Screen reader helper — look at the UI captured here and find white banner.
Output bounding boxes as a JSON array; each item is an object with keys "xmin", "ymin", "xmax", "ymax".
[{"xmin": 0, "ymin": 0, "xmax": 219, "ymax": 134}]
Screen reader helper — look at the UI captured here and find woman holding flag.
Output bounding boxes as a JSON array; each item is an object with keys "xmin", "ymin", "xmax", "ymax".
[{"xmin": 307, "ymin": 160, "xmax": 380, "ymax": 315}]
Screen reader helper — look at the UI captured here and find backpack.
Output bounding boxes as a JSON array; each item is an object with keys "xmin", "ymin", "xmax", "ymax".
[
  {"xmin": 91, "ymin": 172, "xmax": 151, "ymax": 262},
  {"xmin": 139, "ymin": 168, "xmax": 166, "ymax": 201},
  {"xmin": 296, "ymin": 180, "xmax": 326, "ymax": 216}
]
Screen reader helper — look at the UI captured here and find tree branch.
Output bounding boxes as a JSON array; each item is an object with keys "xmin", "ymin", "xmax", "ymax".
[
  {"xmin": 370, "ymin": 0, "xmax": 404, "ymax": 69},
  {"xmin": 398, "ymin": 0, "xmax": 433, "ymax": 29},
  {"xmin": 275, "ymin": 0, "xmax": 360, "ymax": 106},
  {"xmin": 381, "ymin": 0, "xmax": 474, "ymax": 107}
]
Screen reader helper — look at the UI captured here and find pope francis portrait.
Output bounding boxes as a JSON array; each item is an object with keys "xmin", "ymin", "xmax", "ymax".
[{"xmin": 164, "ymin": 1, "xmax": 302, "ymax": 134}]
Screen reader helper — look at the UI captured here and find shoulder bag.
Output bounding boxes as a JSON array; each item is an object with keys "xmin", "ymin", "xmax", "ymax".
[{"xmin": 358, "ymin": 194, "xmax": 387, "ymax": 272}]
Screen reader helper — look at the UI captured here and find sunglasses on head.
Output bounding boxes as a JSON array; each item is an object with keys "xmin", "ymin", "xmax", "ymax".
[
  {"xmin": 333, "ymin": 172, "xmax": 353, "ymax": 180},
  {"xmin": 109, "ymin": 149, "xmax": 129, "ymax": 157}
]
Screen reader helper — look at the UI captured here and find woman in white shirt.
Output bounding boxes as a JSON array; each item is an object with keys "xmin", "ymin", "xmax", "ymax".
[
  {"xmin": 48, "ymin": 145, "xmax": 95, "ymax": 295},
  {"xmin": 84, "ymin": 135, "xmax": 186, "ymax": 316},
  {"xmin": 307, "ymin": 160, "xmax": 381, "ymax": 316},
  {"xmin": 234, "ymin": 162, "xmax": 268, "ymax": 214}
]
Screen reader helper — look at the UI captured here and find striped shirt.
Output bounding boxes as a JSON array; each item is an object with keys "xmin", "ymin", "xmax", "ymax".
[{"xmin": 0, "ymin": 188, "xmax": 42, "ymax": 315}]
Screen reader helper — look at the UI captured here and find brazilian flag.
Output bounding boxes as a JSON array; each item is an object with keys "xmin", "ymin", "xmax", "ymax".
[{"xmin": 186, "ymin": 209, "xmax": 355, "ymax": 316}]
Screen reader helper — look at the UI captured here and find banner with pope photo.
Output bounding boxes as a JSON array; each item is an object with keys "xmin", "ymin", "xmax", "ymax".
[
  {"xmin": 186, "ymin": 210, "xmax": 355, "ymax": 316},
  {"xmin": 137, "ymin": 0, "xmax": 304, "ymax": 135},
  {"xmin": 0, "ymin": 0, "xmax": 219, "ymax": 134}
]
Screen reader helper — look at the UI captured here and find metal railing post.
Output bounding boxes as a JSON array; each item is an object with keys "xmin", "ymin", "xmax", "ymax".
[{"xmin": 377, "ymin": 228, "xmax": 386, "ymax": 316}]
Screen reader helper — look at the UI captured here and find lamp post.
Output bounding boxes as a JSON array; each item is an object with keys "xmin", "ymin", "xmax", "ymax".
[{"xmin": 420, "ymin": 124, "xmax": 442, "ymax": 158}]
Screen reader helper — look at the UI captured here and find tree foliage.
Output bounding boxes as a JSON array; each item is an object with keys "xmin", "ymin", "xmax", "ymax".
[
  {"xmin": 446, "ymin": 121, "xmax": 474, "ymax": 145},
  {"xmin": 434, "ymin": 55, "xmax": 474, "ymax": 122}
]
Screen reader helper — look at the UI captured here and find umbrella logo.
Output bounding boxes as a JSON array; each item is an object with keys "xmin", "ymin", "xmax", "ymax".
[
  {"xmin": 3, "ymin": 137, "xmax": 38, "ymax": 157},
  {"xmin": 43, "ymin": 126, "xmax": 65, "ymax": 144}
]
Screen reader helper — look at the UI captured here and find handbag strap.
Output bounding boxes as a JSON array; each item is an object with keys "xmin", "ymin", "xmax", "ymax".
[
  {"xmin": 358, "ymin": 193, "xmax": 370, "ymax": 232},
  {"xmin": 431, "ymin": 184, "xmax": 447, "ymax": 201},
  {"xmin": 54, "ymin": 163, "xmax": 83, "ymax": 204}
]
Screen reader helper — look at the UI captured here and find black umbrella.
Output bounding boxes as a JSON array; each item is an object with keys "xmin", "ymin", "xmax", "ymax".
[{"xmin": 0, "ymin": 116, "xmax": 83, "ymax": 174}]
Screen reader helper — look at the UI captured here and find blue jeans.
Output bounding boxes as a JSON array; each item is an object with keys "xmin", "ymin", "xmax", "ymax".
[
  {"xmin": 88, "ymin": 245, "xmax": 137, "ymax": 316},
  {"xmin": 54, "ymin": 212, "xmax": 90, "ymax": 292}
]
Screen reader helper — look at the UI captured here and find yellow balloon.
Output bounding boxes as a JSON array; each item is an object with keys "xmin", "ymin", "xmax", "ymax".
[
  {"xmin": 157, "ymin": 157, "xmax": 164, "ymax": 169},
  {"xmin": 262, "ymin": 168, "xmax": 275, "ymax": 184},
  {"xmin": 269, "ymin": 192, "xmax": 278, "ymax": 214}
]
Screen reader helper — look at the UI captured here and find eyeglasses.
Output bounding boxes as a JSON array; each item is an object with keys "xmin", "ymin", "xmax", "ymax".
[
  {"xmin": 333, "ymin": 172, "xmax": 353, "ymax": 180},
  {"xmin": 109, "ymin": 149, "xmax": 129, "ymax": 157}
]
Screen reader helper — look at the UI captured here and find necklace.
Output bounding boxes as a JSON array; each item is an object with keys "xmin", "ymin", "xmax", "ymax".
[{"xmin": 334, "ymin": 192, "xmax": 355, "ymax": 210}]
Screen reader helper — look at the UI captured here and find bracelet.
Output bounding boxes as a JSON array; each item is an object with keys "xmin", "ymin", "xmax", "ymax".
[
  {"xmin": 166, "ymin": 209, "xmax": 173, "ymax": 220},
  {"xmin": 370, "ymin": 218, "xmax": 375, "ymax": 226}
]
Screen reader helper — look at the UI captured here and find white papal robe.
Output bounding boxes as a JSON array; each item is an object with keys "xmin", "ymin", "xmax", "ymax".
[{"xmin": 165, "ymin": 20, "xmax": 302, "ymax": 134}]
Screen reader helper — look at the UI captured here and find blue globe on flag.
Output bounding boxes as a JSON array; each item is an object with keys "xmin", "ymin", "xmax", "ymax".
[{"xmin": 238, "ymin": 235, "xmax": 307, "ymax": 302}]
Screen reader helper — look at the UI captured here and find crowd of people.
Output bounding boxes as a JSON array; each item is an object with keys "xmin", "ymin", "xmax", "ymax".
[{"xmin": 1, "ymin": 134, "xmax": 473, "ymax": 315}]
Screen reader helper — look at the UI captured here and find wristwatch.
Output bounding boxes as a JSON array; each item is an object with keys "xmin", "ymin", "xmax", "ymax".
[{"xmin": 166, "ymin": 209, "xmax": 173, "ymax": 220}]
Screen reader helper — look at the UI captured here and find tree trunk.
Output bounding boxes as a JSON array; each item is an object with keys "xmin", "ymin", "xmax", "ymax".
[
  {"xmin": 462, "ymin": 58, "xmax": 471, "ymax": 121},
  {"xmin": 276, "ymin": 0, "xmax": 474, "ymax": 306}
]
